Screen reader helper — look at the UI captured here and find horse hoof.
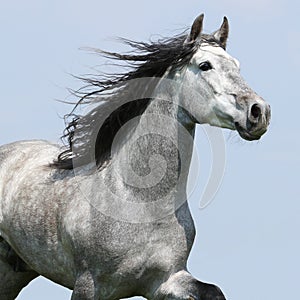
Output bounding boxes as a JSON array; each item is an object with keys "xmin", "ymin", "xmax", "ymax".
[{"xmin": 199, "ymin": 283, "xmax": 226, "ymax": 300}]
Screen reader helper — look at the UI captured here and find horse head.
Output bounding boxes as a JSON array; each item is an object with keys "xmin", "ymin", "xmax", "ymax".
[{"xmin": 175, "ymin": 14, "xmax": 271, "ymax": 141}]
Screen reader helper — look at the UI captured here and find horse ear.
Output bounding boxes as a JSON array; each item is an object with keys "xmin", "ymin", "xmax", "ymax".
[
  {"xmin": 187, "ymin": 14, "xmax": 204, "ymax": 43},
  {"xmin": 213, "ymin": 16, "xmax": 229, "ymax": 49}
]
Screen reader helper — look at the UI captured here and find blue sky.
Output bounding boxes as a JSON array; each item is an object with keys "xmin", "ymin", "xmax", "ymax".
[{"xmin": 1, "ymin": 1, "xmax": 299, "ymax": 299}]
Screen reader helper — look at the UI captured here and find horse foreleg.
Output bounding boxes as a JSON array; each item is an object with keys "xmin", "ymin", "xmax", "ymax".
[
  {"xmin": 153, "ymin": 270, "xmax": 226, "ymax": 300},
  {"xmin": 71, "ymin": 271, "xmax": 97, "ymax": 300}
]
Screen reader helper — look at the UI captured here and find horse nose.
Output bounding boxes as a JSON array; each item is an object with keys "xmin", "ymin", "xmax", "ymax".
[
  {"xmin": 249, "ymin": 101, "xmax": 270, "ymax": 124},
  {"xmin": 235, "ymin": 96, "xmax": 270, "ymax": 140},
  {"xmin": 247, "ymin": 100, "xmax": 271, "ymax": 134},
  {"xmin": 250, "ymin": 103, "xmax": 261, "ymax": 120}
]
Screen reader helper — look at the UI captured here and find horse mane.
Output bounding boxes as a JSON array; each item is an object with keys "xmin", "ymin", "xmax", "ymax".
[{"xmin": 52, "ymin": 32, "xmax": 219, "ymax": 170}]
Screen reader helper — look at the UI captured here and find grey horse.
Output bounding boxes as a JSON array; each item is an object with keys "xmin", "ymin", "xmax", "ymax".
[{"xmin": 0, "ymin": 14, "xmax": 270, "ymax": 300}]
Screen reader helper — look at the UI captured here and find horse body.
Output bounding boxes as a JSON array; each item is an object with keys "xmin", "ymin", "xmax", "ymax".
[
  {"xmin": 0, "ymin": 141, "xmax": 75, "ymax": 285},
  {"xmin": 0, "ymin": 138, "xmax": 195, "ymax": 299},
  {"xmin": 0, "ymin": 14, "xmax": 270, "ymax": 300}
]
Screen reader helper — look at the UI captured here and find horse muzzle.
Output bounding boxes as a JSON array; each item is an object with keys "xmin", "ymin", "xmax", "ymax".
[{"xmin": 235, "ymin": 100, "xmax": 271, "ymax": 141}]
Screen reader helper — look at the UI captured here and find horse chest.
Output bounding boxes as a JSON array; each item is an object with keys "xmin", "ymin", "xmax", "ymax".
[{"xmin": 65, "ymin": 206, "xmax": 194, "ymax": 277}]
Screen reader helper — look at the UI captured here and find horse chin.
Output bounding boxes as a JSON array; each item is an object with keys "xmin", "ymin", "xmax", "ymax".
[{"xmin": 234, "ymin": 122, "xmax": 265, "ymax": 141}]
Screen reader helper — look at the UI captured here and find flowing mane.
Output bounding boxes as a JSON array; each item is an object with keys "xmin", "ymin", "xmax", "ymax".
[{"xmin": 52, "ymin": 33, "xmax": 221, "ymax": 170}]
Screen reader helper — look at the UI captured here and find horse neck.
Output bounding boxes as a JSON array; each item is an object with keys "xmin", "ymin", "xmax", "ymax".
[
  {"xmin": 141, "ymin": 91, "xmax": 196, "ymax": 181},
  {"xmin": 110, "ymin": 79, "xmax": 196, "ymax": 201},
  {"xmin": 88, "ymin": 77, "xmax": 197, "ymax": 223}
]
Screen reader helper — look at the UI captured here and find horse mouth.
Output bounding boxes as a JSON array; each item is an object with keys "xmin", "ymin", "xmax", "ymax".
[{"xmin": 234, "ymin": 122, "xmax": 266, "ymax": 141}]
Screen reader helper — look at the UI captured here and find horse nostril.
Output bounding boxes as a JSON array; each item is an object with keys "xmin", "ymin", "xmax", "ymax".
[{"xmin": 250, "ymin": 104, "xmax": 261, "ymax": 119}]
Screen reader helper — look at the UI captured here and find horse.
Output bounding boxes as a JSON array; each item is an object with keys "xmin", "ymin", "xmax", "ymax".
[{"xmin": 0, "ymin": 13, "xmax": 270, "ymax": 300}]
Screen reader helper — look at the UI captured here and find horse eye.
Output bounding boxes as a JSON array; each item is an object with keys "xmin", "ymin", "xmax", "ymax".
[{"xmin": 199, "ymin": 61, "xmax": 213, "ymax": 71}]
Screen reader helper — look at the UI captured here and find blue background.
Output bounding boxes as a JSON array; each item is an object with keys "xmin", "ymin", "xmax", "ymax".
[{"xmin": 1, "ymin": 1, "xmax": 298, "ymax": 299}]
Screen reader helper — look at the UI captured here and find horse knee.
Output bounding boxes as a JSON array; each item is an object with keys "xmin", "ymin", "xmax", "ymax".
[
  {"xmin": 71, "ymin": 272, "xmax": 96, "ymax": 300},
  {"xmin": 154, "ymin": 270, "xmax": 226, "ymax": 300}
]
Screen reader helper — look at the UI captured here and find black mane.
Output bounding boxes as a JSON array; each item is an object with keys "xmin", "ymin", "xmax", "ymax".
[{"xmin": 52, "ymin": 33, "xmax": 219, "ymax": 170}]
